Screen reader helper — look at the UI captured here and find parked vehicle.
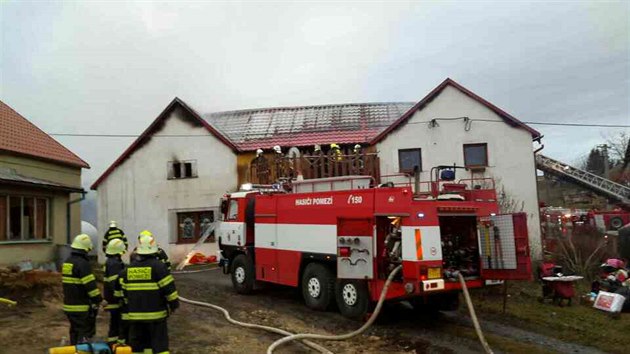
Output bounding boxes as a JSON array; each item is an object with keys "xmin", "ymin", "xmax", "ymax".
[
  {"xmin": 217, "ymin": 166, "xmax": 532, "ymax": 319},
  {"xmin": 588, "ymin": 210, "xmax": 630, "ymax": 231}
]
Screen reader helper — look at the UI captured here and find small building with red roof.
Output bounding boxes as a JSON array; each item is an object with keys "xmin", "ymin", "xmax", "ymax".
[
  {"xmin": 91, "ymin": 78, "xmax": 544, "ymax": 262},
  {"xmin": 0, "ymin": 99, "xmax": 89, "ymax": 265}
]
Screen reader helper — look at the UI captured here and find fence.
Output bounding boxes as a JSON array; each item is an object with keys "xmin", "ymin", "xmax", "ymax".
[{"xmin": 250, "ymin": 153, "xmax": 380, "ymax": 184}]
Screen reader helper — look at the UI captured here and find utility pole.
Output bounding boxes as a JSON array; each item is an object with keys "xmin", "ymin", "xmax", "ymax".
[
  {"xmin": 597, "ymin": 144, "xmax": 610, "ymax": 179},
  {"xmin": 597, "ymin": 144, "xmax": 610, "ymax": 209}
]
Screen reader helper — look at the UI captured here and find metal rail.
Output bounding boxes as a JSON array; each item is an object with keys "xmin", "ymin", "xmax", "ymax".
[{"xmin": 536, "ymin": 154, "xmax": 630, "ymax": 205}]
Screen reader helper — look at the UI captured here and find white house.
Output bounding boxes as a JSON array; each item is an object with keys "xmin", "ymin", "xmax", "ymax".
[
  {"xmin": 91, "ymin": 98, "xmax": 238, "ymax": 262},
  {"xmin": 371, "ymin": 79, "xmax": 543, "ymax": 258},
  {"xmin": 93, "ymin": 78, "xmax": 543, "ymax": 262}
]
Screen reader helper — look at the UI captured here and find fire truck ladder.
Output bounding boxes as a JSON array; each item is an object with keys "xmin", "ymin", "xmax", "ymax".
[{"xmin": 536, "ymin": 154, "xmax": 630, "ymax": 205}]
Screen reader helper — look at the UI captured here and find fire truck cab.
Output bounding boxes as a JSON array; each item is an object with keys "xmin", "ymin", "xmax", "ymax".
[{"xmin": 218, "ymin": 170, "xmax": 532, "ymax": 319}]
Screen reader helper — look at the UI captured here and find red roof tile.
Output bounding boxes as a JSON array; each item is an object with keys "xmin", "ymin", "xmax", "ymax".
[
  {"xmin": 205, "ymin": 102, "xmax": 415, "ymax": 150},
  {"xmin": 0, "ymin": 100, "xmax": 89, "ymax": 168}
]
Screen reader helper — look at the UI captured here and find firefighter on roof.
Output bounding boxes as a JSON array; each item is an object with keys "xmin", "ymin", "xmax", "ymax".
[
  {"xmin": 120, "ymin": 232, "xmax": 179, "ymax": 353},
  {"xmin": 330, "ymin": 143, "xmax": 342, "ymax": 161},
  {"xmin": 102, "ymin": 220, "xmax": 128, "ymax": 253},
  {"xmin": 62, "ymin": 234, "xmax": 102, "ymax": 345},
  {"xmin": 103, "ymin": 239, "xmax": 127, "ymax": 345}
]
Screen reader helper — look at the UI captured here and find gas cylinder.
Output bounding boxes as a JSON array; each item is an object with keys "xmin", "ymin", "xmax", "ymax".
[{"xmin": 48, "ymin": 342, "xmax": 131, "ymax": 354}]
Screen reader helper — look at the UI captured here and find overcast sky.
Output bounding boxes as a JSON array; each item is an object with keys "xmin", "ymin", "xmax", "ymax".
[{"xmin": 1, "ymin": 0, "xmax": 629, "ymax": 191}]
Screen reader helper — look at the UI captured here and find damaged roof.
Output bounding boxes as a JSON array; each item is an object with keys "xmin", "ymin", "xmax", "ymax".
[
  {"xmin": 204, "ymin": 102, "xmax": 415, "ymax": 151},
  {"xmin": 0, "ymin": 100, "xmax": 90, "ymax": 168}
]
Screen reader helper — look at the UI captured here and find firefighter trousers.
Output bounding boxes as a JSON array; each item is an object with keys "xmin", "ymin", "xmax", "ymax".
[
  {"xmin": 107, "ymin": 309, "xmax": 123, "ymax": 343},
  {"xmin": 129, "ymin": 320, "xmax": 169, "ymax": 353},
  {"xmin": 66, "ymin": 311, "xmax": 96, "ymax": 345}
]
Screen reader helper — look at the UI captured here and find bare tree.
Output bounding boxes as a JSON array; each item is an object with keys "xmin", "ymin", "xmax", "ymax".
[
  {"xmin": 493, "ymin": 177, "xmax": 525, "ymax": 213},
  {"xmin": 604, "ymin": 131, "xmax": 629, "ymax": 166}
]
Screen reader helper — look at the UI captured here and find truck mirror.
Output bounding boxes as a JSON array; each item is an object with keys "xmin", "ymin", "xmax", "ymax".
[{"xmin": 220, "ymin": 199, "xmax": 228, "ymax": 216}]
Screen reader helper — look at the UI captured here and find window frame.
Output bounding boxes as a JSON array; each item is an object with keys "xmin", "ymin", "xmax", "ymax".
[
  {"xmin": 1, "ymin": 195, "xmax": 50, "ymax": 243},
  {"xmin": 167, "ymin": 160, "xmax": 198, "ymax": 180},
  {"xmin": 398, "ymin": 148, "xmax": 423, "ymax": 174},
  {"xmin": 227, "ymin": 199, "xmax": 239, "ymax": 221},
  {"xmin": 176, "ymin": 210, "xmax": 216, "ymax": 244},
  {"xmin": 463, "ymin": 143, "xmax": 489, "ymax": 168}
]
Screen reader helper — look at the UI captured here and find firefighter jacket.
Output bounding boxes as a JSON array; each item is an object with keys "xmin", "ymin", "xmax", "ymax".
[
  {"xmin": 131, "ymin": 247, "xmax": 172, "ymax": 271},
  {"xmin": 119, "ymin": 255, "xmax": 179, "ymax": 321},
  {"xmin": 62, "ymin": 249, "xmax": 102, "ymax": 313},
  {"xmin": 103, "ymin": 255, "xmax": 126, "ymax": 310},
  {"xmin": 113, "ymin": 270, "xmax": 128, "ymax": 320},
  {"xmin": 102, "ymin": 227, "xmax": 128, "ymax": 252},
  {"xmin": 156, "ymin": 248, "xmax": 172, "ymax": 271}
]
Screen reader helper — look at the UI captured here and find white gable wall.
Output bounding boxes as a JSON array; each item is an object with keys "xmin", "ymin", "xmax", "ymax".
[
  {"xmin": 376, "ymin": 85, "xmax": 542, "ymax": 259},
  {"xmin": 96, "ymin": 107, "xmax": 237, "ymax": 263}
]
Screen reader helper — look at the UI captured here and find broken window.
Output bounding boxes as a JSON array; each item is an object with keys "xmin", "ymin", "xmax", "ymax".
[
  {"xmin": 168, "ymin": 160, "xmax": 197, "ymax": 180},
  {"xmin": 1, "ymin": 196, "xmax": 49, "ymax": 242},
  {"xmin": 173, "ymin": 162, "xmax": 182, "ymax": 178},
  {"xmin": 177, "ymin": 210, "xmax": 216, "ymax": 244}
]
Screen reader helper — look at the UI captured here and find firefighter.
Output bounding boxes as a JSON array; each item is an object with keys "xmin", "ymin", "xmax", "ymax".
[
  {"xmin": 132, "ymin": 230, "xmax": 171, "ymax": 271},
  {"xmin": 113, "ymin": 267, "xmax": 129, "ymax": 345},
  {"xmin": 330, "ymin": 143, "xmax": 342, "ymax": 161},
  {"xmin": 102, "ymin": 220, "xmax": 128, "ymax": 253},
  {"xmin": 120, "ymin": 233, "xmax": 179, "ymax": 353},
  {"xmin": 62, "ymin": 234, "xmax": 102, "ymax": 345},
  {"xmin": 103, "ymin": 239, "xmax": 127, "ymax": 345}
]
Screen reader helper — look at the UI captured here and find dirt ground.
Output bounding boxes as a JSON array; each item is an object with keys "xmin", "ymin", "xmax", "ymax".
[{"xmin": 0, "ymin": 268, "xmax": 621, "ymax": 354}]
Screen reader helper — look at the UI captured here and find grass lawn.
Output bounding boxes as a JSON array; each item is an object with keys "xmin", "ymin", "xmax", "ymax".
[{"xmin": 468, "ymin": 281, "xmax": 629, "ymax": 354}]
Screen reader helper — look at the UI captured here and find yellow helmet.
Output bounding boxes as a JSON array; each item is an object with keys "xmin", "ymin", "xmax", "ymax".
[
  {"xmin": 137, "ymin": 233, "xmax": 158, "ymax": 255},
  {"xmin": 71, "ymin": 234, "xmax": 93, "ymax": 251},
  {"xmin": 138, "ymin": 230, "xmax": 153, "ymax": 239},
  {"xmin": 106, "ymin": 239, "xmax": 126, "ymax": 255},
  {"xmin": 330, "ymin": 143, "xmax": 340, "ymax": 149}
]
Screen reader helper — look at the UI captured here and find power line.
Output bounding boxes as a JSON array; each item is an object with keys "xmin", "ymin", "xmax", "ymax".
[{"xmin": 48, "ymin": 119, "xmax": 629, "ymax": 137}]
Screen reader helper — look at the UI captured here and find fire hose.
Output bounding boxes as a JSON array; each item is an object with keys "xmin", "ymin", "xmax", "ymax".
[
  {"xmin": 177, "ymin": 264, "xmax": 492, "ymax": 354},
  {"xmin": 0, "ymin": 297, "xmax": 17, "ymax": 307},
  {"xmin": 266, "ymin": 264, "xmax": 403, "ymax": 354},
  {"xmin": 178, "ymin": 295, "xmax": 333, "ymax": 354},
  {"xmin": 458, "ymin": 272, "xmax": 493, "ymax": 354}
]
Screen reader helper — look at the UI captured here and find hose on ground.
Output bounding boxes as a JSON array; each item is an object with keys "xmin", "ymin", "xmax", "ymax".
[
  {"xmin": 172, "ymin": 266, "xmax": 220, "ymax": 274},
  {"xmin": 0, "ymin": 298, "xmax": 17, "ymax": 307},
  {"xmin": 178, "ymin": 296, "xmax": 333, "ymax": 354},
  {"xmin": 458, "ymin": 272, "xmax": 493, "ymax": 354},
  {"xmin": 266, "ymin": 264, "xmax": 403, "ymax": 354}
]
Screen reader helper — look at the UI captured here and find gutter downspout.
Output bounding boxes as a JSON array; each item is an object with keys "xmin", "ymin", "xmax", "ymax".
[{"xmin": 67, "ymin": 191, "xmax": 87, "ymax": 244}]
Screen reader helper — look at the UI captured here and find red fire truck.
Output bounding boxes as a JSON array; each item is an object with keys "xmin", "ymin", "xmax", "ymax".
[{"xmin": 217, "ymin": 167, "xmax": 532, "ymax": 319}]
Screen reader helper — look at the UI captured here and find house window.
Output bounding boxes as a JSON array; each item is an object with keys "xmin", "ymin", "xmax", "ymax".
[
  {"xmin": 177, "ymin": 211, "xmax": 215, "ymax": 244},
  {"xmin": 398, "ymin": 148, "xmax": 422, "ymax": 173},
  {"xmin": 0, "ymin": 195, "xmax": 49, "ymax": 242},
  {"xmin": 168, "ymin": 160, "xmax": 197, "ymax": 179},
  {"xmin": 463, "ymin": 143, "xmax": 488, "ymax": 167}
]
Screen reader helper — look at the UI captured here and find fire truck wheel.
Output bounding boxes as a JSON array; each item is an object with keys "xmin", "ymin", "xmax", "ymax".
[
  {"xmin": 231, "ymin": 254, "xmax": 254, "ymax": 294},
  {"xmin": 610, "ymin": 217, "xmax": 624, "ymax": 230},
  {"xmin": 301, "ymin": 263, "xmax": 335, "ymax": 311},
  {"xmin": 336, "ymin": 280, "xmax": 369, "ymax": 320}
]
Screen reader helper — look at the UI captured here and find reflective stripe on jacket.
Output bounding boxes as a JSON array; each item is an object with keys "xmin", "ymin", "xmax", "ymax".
[
  {"xmin": 102, "ymin": 227, "xmax": 128, "ymax": 252},
  {"xmin": 119, "ymin": 255, "xmax": 179, "ymax": 322},
  {"xmin": 62, "ymin": 249, "xmax": 102, "ymax": 312},
  {"xmin": 104, "ymin": 255, "xmax": 126, "ymax": 309}
]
